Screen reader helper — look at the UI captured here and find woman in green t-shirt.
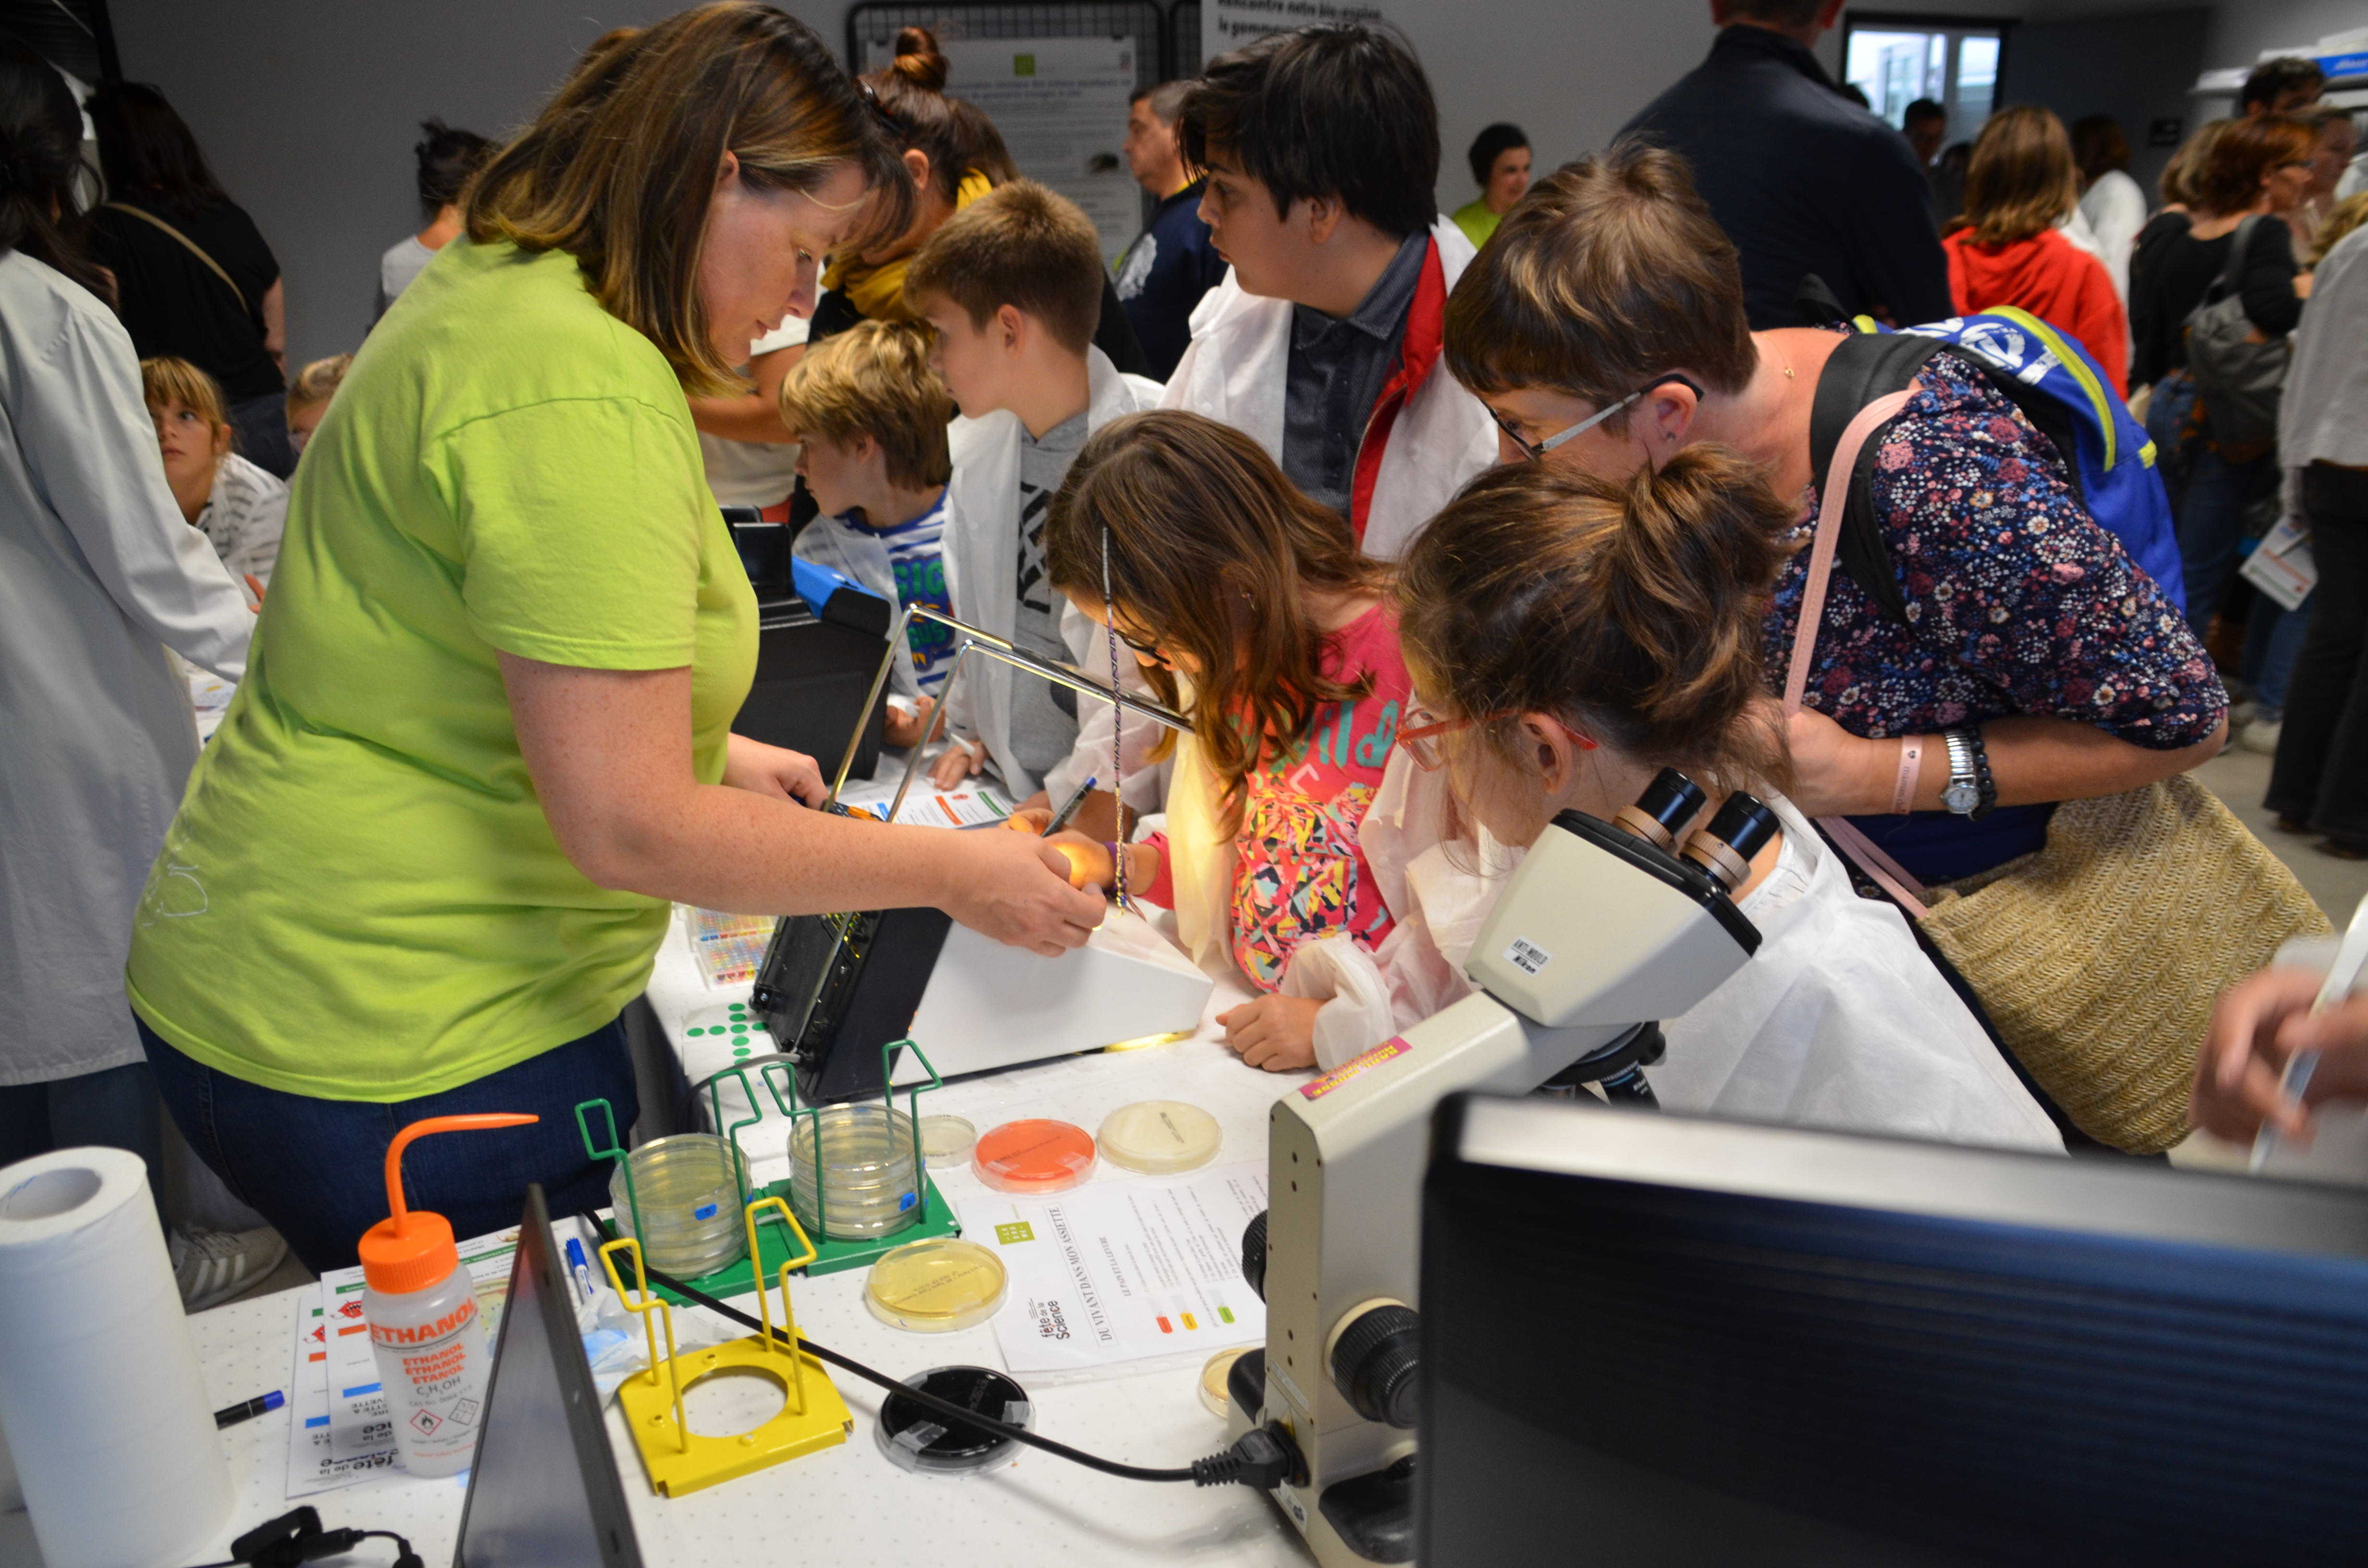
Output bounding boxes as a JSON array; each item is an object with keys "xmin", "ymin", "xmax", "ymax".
[{"xmin": 125, "ymin": 4, "xmax": 1106, "ymax": 1274}]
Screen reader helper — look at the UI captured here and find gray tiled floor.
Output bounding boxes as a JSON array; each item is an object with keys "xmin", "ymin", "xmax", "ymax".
[{"xmin": 2191, "ymin": 743, "xmax": 2368, "ymax": 924}]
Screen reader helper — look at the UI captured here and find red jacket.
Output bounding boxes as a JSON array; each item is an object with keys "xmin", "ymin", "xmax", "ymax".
[{"xmin": 1944, "ymin": 228, "xmax": 2129, "ymax": 397}]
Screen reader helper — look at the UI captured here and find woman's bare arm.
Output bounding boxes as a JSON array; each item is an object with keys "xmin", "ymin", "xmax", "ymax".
[
  {"xmin": 501, "ymin": 654, "xmax": 1105, "ymax": 955},
  {"xmin": 1785, "ymin": 708, "xmax": 2228, "ymax": 817}
]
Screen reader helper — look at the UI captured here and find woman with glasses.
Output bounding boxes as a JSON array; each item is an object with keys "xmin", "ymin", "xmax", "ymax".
[
  {"xmin": 1348, "ymin": 450, "xmax": 2060, "ymax": 1149},
  {"xmin": 1028, "ymin": 411, "xmax": 1415, "ymax": 1075},
  {"xmin": 1443, "ymin": 138, "xmax": 2224, "ymax": 897}
]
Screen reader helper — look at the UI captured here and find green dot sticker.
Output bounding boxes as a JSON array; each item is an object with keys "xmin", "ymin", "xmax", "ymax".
[
  {"xmin": 733, "ymin": 1046, "xmax": 751, "ymax": 1058},
  {"xmin": 731, "ymin": 1024, "xmax": 749, "ymax": 1034},
  {"xmin": 728, "ymin": 1004, "xmax": 746, "ymax": 1015},
  {"xmin": 686, "ymin": 1027, "xmax": 704, "ymax": 1037}
]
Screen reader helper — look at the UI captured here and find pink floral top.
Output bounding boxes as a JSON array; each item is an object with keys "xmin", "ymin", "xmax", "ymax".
[{"xmin": 1138, "ymin": 605, "xmax": 1411, "ymax": 991}]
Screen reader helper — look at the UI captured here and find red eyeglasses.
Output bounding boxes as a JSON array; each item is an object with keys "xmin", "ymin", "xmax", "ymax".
[{"xmin": 1397, "ymin": 706, "xmax": 1597, "ymax": 770}]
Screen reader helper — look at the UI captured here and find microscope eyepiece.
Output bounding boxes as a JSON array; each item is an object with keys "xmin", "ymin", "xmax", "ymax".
[
  {"xmin": 1681, "ymin": 792, "xmax": 1782, "ymax": 892},
  {"xmin": 1613, "ymin": 768, "xmax": 1707, "ymax": 853}
]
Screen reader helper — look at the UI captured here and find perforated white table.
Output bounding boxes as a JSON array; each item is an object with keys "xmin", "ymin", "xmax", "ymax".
[{"xmin": 155, "ymin": 907, "xmax": 1314, "ymax": 1568}]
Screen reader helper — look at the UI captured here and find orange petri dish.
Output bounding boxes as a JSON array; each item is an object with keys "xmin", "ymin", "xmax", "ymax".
[{"xmin": 971, "ymin": 1118, "xmax": 1098, "ymax": 1193}]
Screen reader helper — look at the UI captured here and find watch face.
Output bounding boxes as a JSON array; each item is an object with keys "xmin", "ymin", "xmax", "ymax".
[{"xmin": 1943, "ymin": 780, "xmax": 1980, "ymax": 814}]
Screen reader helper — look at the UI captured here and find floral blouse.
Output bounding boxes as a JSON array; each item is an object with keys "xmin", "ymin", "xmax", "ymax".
[{"xmin": 1762, "ymin": 345, "xmax": 2225, "ymax": 882}]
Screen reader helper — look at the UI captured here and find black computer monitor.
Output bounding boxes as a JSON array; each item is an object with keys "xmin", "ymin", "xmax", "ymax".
[
  {"xmin": 1418, "ymin": 1095, "xmax": 2368, "ymax": 1568},
  {"xmin": 453, "ymin": 1185, "xmax": 643, "ymax": 1568}
]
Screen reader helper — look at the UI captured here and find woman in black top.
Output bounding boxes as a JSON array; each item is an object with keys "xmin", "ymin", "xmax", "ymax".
[
  {"xmin": 2126, "ymin": 116, "xmax": 2313, "ymax": 658},
  {"xmin": 88, "ymin": 83, "xmax": 293, "ymax": 478}
]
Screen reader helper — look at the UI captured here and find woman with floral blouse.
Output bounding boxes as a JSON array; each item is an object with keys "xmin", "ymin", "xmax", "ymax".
[{"xmin": 1438, "ymin": 138, "xmax": 2225, "ymax": 890}]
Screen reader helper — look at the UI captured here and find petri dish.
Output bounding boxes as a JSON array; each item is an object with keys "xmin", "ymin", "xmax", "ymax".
[
  {"xmin": 875, "ymin": 1366, "xmax": 1032, "ymax": 1475},
  {"xmin": 866, "ymin": 1237, "xmax": 1008, "ymax": 1333},
  {"xmin": 788, "ymin": 1104, "xmax": 921, "ymax": 1241},
  {"xmin": 919, "ymin": 1115, "xmax": 977, "ymax": 1163},
  {"xmin": 1200, "ymin": 1347, "xmax": 1249, "ymax": 1419},
  {"xmin": 609, "ymin": 1134, "xmax": 747, "ymax": 1278},
  {"xmin": 1098, "ymin": 1101, "xmax": 1222, "ymax": 1175},
  {"xmin": 971, "ymin": 1119, "xmax": 1097, "ymax": 1193}
]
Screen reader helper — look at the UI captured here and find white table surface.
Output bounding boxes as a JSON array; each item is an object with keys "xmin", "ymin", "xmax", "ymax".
[{"xmin": 160, "ymin": 905, "xmax": 1316, "ymax": 1568}]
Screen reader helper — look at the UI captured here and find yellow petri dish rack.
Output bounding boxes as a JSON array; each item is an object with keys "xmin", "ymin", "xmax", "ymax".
[{"xmin": 865, "ymin": 1237, "xmax": 1008, "ymax": 1333}]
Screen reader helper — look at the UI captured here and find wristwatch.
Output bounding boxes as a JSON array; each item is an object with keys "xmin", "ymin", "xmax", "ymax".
[{"xmin": 1940, "ymin": 727, "xmax": 1996, "ymax": 820}]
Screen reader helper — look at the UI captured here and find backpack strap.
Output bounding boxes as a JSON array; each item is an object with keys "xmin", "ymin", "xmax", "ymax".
[
  {"xmin": 1807, "ymin": 329, "xmax": 1943, "ymax": 627},
  {"xmin": 1784, "ymin": 387, "xmax": 1933, "ymax": 919},
  {"xmin": 2208, "ymin": 214, "xmax": 2261, "ymax": 306},
  {"xmin": 104, "ymin": 201, "xmax": 250, "ymax": 318}
]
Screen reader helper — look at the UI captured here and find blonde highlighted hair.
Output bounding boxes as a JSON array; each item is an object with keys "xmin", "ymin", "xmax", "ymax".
[
  {"xmin": 1962, "ymin": 105, "xmax": 2081, "ymax": 246},
  {"xmin": 140, "ymin": 355, "xmax": 229, "ymax": 432},
  {"xmin": 464, "ymin": 2, "xmax": 913, "ymax": 395},
  {"xmin": 285, "ymin": 353, "xmax": 352, "ymax": 415},
  {"xmin": 775, "ymin": 319, "xmax": 952, "ymax": 490}
]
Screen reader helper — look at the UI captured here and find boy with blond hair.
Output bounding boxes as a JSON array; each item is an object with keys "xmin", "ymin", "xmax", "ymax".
[
  {"xmin": 907, "ymin": 180, "xmax": 1164, "ymax": 816},
  {"xmin": 780, "ymin": 319, "xmax": 956, "ymax": 747}
]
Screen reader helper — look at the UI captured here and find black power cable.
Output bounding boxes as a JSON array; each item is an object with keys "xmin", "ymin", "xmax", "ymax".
[{"xmin": 640, "ymin": 1263, "xmax": 1294, "ymax": 1489}]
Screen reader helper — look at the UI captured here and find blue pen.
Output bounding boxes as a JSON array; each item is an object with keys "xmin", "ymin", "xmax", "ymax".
[{"xmin": 564, "ymin": 1237, "xmax": 595, "ymax": 1303}]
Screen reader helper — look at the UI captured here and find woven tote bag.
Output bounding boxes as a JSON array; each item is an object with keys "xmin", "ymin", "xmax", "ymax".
[{"xmin": 1785, "ymin": 396, "xmax": 2330, "ymax": 1152}]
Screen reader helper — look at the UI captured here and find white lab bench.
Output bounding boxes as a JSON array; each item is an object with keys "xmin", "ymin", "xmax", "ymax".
[{"xmin": 158, "ymin": 907, "xmax": 1317, "ymax": 1568}]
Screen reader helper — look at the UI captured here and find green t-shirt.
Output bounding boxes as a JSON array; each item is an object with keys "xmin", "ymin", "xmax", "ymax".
[
  {"xmin": 1451, "ymin": 199, "xmax": 1502, "ymax": 253},
  {"xmin": 127, "ymin": 240, "xmax": 757, "ymax": 1101}
]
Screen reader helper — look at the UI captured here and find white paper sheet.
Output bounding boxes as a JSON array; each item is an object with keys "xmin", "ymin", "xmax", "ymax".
[{"xmin": 972, "ymin": 1163, "xmax": 1269, "ymax": 1380}]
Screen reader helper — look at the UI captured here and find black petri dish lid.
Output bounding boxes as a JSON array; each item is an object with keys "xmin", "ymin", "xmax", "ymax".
[{"xmin": 876, "ymin": 1365, "xmax": 1034, "ymax": 1475}]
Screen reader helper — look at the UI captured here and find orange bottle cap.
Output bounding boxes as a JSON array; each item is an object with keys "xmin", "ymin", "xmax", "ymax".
[{"xmin": 358, "ymin": 1113, "xmax": 537, "ymax": 1296}]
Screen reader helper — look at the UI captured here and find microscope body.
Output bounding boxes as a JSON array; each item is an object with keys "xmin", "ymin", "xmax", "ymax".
[{"xmin": 1233, "ymin": 802, "xmax": 1765, "ymax": 1565}]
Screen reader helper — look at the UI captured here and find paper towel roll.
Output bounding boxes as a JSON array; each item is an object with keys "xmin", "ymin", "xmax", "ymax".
[{"xmin": 0, "ymin": 1147, "xmax": 233, "ymax": 1568}]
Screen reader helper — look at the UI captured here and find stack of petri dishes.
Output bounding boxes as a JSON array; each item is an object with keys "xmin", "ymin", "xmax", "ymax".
[
  {"xmin": 609, "ymin": 1133, "xmax": 748, "ymax": 1279},
  {"xmin": 789, "ymin": 1103, "xmax": 923, "ymax": 1241}
]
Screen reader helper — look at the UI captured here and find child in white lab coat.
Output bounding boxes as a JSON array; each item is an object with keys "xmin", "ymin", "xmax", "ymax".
[{"xmin": 1324, "ymin": 449, "xmax": 2064, "ymax": 1153}]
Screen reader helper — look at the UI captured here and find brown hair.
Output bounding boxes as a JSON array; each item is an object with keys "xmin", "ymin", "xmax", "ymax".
[
  {"xmin": 285, "ymin": 353, "xmax": 352, "ymax": 415},
  {"xmin": 1043, "ymin": 411, "xmax": 1393, "ymax": 825},
  {"xmin": 949, "ymin": 96, "xmax": 1019, "ymax": 185},
  {"xmin": 1394, "ymin": 447, "xmax": 1795, "ymax": 799},
  {"xmin": 903, "ymin": 179, "xmax": 1104, "ymax": 354},
  {"xmin": 865, "ymin": 27, "xmax": 973, "ymax": 205},
  {"xmin": 465, "ymin": 3, "xmax": 912, "ymax": 395},
  {"xmin": 1962, "ymin": 105, "xmax": 2081, "ymax": 245},
  {"xmin": 2158, "ymin": 119, "xmax": 2223, "ymax": 207},
  {"xmin": 775, "ymin": 319, "xmax": 953, "ymax": 489},
  {"xmin": 2070, "ymin": 114, "xmax": 2130, "ymax": 183},
  {"xmin": 141, "ymin": 355, "xmax": 232, "ymax": 453},
  {"xmin": 2192, "ymin": 115, "xmax": 2316, "ymax": 217},
  {"xmin": 1444, "ymin": 138, "xmax": 1756, "ymax": 431}
]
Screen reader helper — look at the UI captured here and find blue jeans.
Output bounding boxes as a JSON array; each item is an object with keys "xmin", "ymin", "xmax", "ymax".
[
  {"xmin": 141, "ymin": 1018, "xmax": 637, "ymax": 1275},
  {"xmin": 0, "ymin": 1060, "xmax": 164, "ymax": 1225},
  {"xmin": 2241, "ymin": 588, "xmax": 2313, "ymax": 720},
  {"xmin": 2176, "ymin": 448, "xmax": 2275, "ymax": 645}
]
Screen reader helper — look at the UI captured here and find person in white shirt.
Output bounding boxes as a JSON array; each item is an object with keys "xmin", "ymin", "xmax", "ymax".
[
  {"xmin": 143, "ymin": 355, "xmax": 285, "ymax": 606},
  {"xmin": 375, "ymin": 119, "xmax": 491, "ymax": 321},
  {"xmin": 2073, "ymin": 115, "xmax": 2148, "ymax": 325},
  {"xmin": 1161, "ymin": 24, "xmax": 1494, "ymax": 561},
  {"xmin": 1290, "ymin": 447, "xmax": 2063, "ymax": 1153},
  {"xmin": 0, "ymin": 35, "xmax": 281, "ymax": 1309}
]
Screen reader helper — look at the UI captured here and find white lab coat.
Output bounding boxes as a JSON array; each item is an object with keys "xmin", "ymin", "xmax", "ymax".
[
  {"xmin": 0, "ymin": 250, "xmax": 254, "ymax": 1085},
  {"xmin": 1158, "ymin": 216, "xmax": 1498, "ymax": 563},
  {"xmin": 1295, "ymin": 758, "xmax": 2065, "ymax": 1153},
  {"xmin": 940, "ymin": 345, "xmax": 1165, "ymax": 801}
]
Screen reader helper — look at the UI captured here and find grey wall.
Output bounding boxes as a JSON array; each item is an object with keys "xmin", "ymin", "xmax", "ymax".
[
  {"xmin": 98, "ymin": 0, "xmax": 2342, "ymax": 369},
  {"xmin": 107, "ymin": 0, "xmax": 853, "ymax": 368},
  {"xmin": 2000, "ymin": 7, "xmax": 2210, "ymax": 199}
]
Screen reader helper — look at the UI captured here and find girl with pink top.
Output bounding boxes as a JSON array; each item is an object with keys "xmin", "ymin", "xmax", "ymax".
[{"xmin": 1034, "ymin": 410, "xmax": 1411, "ymax": 1072}]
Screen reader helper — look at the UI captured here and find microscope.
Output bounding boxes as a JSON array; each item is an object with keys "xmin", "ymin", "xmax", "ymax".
[{"xmin": 1223, "ymin": 772, "xmax": 1776, "ymax": 1565}]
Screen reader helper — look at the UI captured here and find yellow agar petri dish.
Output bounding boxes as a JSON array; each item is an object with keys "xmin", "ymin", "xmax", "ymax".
[
  {"xmin": 1200, "ymin": 1346, "xmax": 1248, "ymax": 1418},
  {"xmin": 919, "ymin": 1115, "xmax": 976, "ymax": 1162},
  {"xmin": 1098, "ymin": 1101, "xmax": 1222, "ymax": 1175},
  {"xmin": 865, "ymin": 1237, "xmax": 1008, "ymax": 1333}
]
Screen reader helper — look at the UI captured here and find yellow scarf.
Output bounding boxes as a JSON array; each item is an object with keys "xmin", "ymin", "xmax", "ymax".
[{"xmin": 821, "ymin": 169, "xmax": 994, "ymax": 323}]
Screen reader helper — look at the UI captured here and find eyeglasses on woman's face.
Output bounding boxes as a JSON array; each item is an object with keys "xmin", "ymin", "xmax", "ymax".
[{"xmin": 1486, "ymin": 374, "xmax": 1709, "ymax": 463}]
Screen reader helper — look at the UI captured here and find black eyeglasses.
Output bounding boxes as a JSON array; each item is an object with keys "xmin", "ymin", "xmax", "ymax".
[{"xmin": 1490, "ymin": 373, "xmax": 1709, "ymax": 462}]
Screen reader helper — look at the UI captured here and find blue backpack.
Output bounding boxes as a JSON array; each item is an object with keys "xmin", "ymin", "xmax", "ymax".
[{"xmin": 1808, "ymin": 306, "xmax": 2185, "ymax": 618}]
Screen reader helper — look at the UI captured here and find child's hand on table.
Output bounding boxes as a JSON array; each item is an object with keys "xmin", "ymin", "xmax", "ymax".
[
  {"xmin": 928, "ymin": 736, "xmax": 986, "ymax": 788},
  {"xmin": 1219, "ymin": 995, "xmax": 1323, "ymax": 1072},
  {"xmin": 883, "ymin": 694, "xmax": 935, "ymax": 749}
]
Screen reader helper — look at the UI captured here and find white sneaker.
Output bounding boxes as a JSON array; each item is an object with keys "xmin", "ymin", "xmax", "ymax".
[
  {"xmin": 171, "ymin": 1225, "xmax": 289, "ymax": 1312},
  {"xmin": 2229, "ymin": 698, "xmax": 2260, "ymax": 730},
  {"xmin": 2239, "ymin": 719, "xmax": 2283, "ymax": 756}
]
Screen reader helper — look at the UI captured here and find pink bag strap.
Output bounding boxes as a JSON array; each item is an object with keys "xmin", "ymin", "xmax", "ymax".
[{"xmin": 1779, "ymin": 389, "xmax": 1933, "ymax": 919}]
